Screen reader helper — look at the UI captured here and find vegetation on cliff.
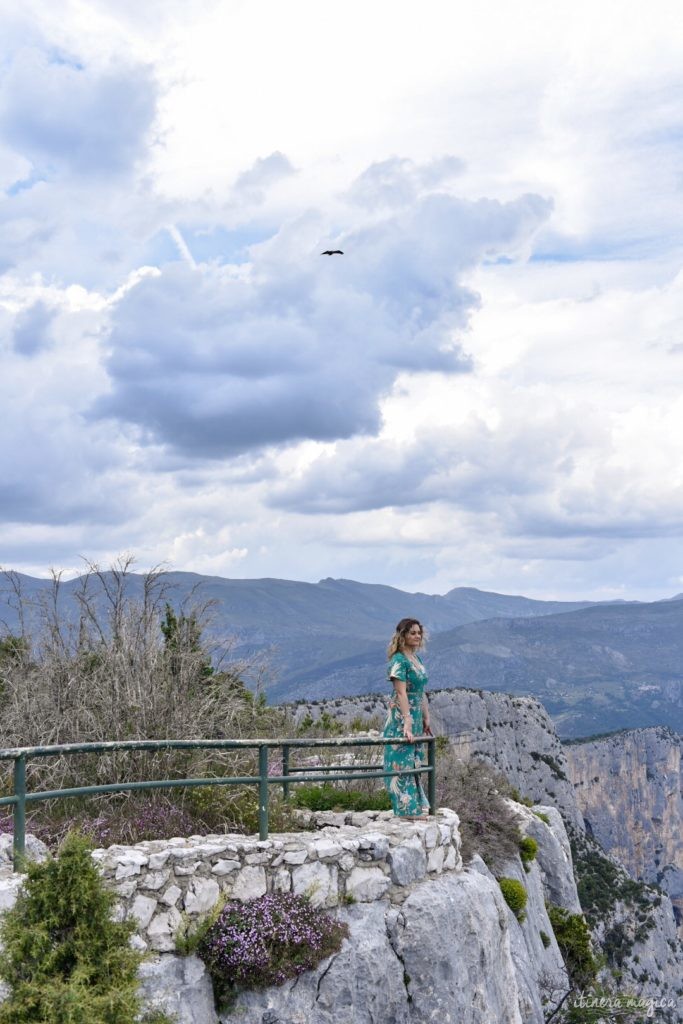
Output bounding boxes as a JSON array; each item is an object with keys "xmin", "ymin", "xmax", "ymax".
[{"xmin": 0, "ymin": 831, "xmax": 170, "ymax": 1024}]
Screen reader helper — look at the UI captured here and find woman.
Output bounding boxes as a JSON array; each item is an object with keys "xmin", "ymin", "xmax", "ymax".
[{"xmin": 382, "ymin": 617, "xmax": 433, "ymax": 819}]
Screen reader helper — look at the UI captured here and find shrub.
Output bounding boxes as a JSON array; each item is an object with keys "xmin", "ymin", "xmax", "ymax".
[
  {"xmin": 436, "ymin": 749, "xmax": 522, "ymax": 869},
  {"xmin": 498, "ymin": 877, "xmax": 527, "ymax": 919},
  {"xmin": 0, "ymin": 831, "xmax": 171, "ymax": 1024},
  {"xmin": 519, "ymin": 835, "xmax": 538, "ymax": 872},
  {"xmin": 546, "ymin": 903, "xmax": 598, "ymax": 988},
  {"xmin": 291, "ymin": 783, "xmax": 391, "ymax": 812},
  {"xmin": 197, "ymin": 892, "xmax": 349, "ymax": 1008},
  {"xmin": 0, "ymin": 559, "xmax": 292, "ymax": 840},
  {"xmin": 568, "ymin": 826, "xmax": 657, "ymax": 940},
  {"xmin": 539, "ymin": 929, "xmax": 551, "ymax": 948}
]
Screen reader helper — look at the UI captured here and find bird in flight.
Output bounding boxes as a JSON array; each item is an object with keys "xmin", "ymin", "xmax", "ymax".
[{"xmin": 321, "ymin": 249, "xmax": 344, "ymax": 255}]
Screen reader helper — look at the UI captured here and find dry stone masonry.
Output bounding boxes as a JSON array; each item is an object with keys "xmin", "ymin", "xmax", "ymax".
[{"xmin": 92, "ymin": 808, "xmax": 462, "ymax": 952}]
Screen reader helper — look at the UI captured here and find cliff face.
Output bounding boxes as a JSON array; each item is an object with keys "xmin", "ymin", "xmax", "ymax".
[
  {"xmin": 3, "ymin": 693, "xmax": 682, "ymax": 1021},
  {"xmin": 1, "ymin": 808, "xmax": 575, "ymax": 1024},
  {"xmin": 565, "ymin": 727, "xmax": 683, "ymax": 935},
  {"xmin": 293, "ymin": 689, "xmax": 683, "ymax": 1012},
  {"xmin": 293, "ymin": 688, "xmax": 583, "ymax": 829}
]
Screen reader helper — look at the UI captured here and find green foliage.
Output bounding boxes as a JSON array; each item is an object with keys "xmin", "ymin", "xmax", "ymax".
[
  {"xmin": 519, "ymin": 835, "xmax": 538, "ymax": 871},
  {"xmin": 0, "ymin": 635, "xmax": 29, "ymax": 664},
  {"xmin": 160, "ymin": 603, "xmax": 213, "ymax": 681},
  {"xmin": 539, "ymin": 929, "xmax": 551, "ymax": 948},
  {"xmin": 0, "ymin": 831, "xmax": 171, "ymax": 1024},
  {"xmin": 175, "ymin": 895, "xmax": 227, "ymax": 958},
  {"xmin": 185, "ymin": 786, "xmax": 301, "ymax": 836},
  {"xmin": 498, "ymin": 877, "xmax": 527, "ymax": 918},
  {"xmin": 318, "ymin": 711, "xmax": 344, "ymax": 736},
  {"xmin": 568, "ymin": 827, "xmax": 657, "ymax": 944},
  {"xmin": 295, "ymin": 710, "xmax": 344, "ymax": 737},
  {"xmin": 348, "ymin": 713, "xmax": 382, "ymax": 733},
  {"xmin": 434, "ymin": 735, "xmax": 450, "ymax": 757},
  {"xmin": 507, "ymin": 785, "xmax": 534, "ymax": 807},
  {"xmin": 546, "ymin": 903, "xmax": 598, "ymax": 989},
  {"xmin": 291, "ymin": 783, "xmax": 391, "ymax": 812},
  {"xmin": 533, "ymin": 810, "xmax": 551, "ymax": 825},
  {"xmin": 528, "ymin": 751, "xmax": 568, "ymax": 782}
]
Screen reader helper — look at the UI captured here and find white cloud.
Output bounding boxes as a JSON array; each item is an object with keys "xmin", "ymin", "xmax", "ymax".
[{"xmin": 1, "ymin": 0, "xmax": 683, "ymax": 601}]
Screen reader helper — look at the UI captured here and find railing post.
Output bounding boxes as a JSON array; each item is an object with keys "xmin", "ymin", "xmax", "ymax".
[
  {"xmin": 258, "ymin": 745, "xmax": 269, "ymax": 841},
  {"xmin": 13, "ymin": 754, "xmax": 26, "ymax": 872},
  {"xmin": 282, "ymin": 744, "xmax": 290, "ymax": 801},
  {"xmin": 427, "ymin": 737, "xmax": 436, "ymax": 816}
]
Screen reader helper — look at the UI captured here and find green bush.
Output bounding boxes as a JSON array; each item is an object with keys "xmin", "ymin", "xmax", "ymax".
[
  {"xmin": 546, "ymin": 903, "xmax": 598, "ymax": 989},
  {"xmin": 519, "ymin": 835, "xmax": 538, "ymax": 872},
  {"xmin": 0, "ymin": 831, "xmax": 171, "ymax": 1024},
  {"xmin": 498, "ymin": 877, "xmax": 527, "ymax": 919},
  {"xmin": 291, "ymin": 783, "xmax": 391, "ymax": 812},
  {"xmin": 539, "ymin": 930, "xmax": 551, "ymax": 948}
]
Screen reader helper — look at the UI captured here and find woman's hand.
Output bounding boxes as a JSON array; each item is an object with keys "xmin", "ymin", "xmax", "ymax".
[
  {"xmin": 403, "ymin": 723, "xmax": 415, "ymax": 743},
  {"xmin": 423, "ymin": 722, "xmax": 434, "ymax": 737}
]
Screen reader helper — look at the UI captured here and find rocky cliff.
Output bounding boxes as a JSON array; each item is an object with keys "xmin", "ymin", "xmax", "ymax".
[
  {"xmin": 565, "ymin": 727, "xmax": 683, "ymax": 937},
  {"xmin": 2, "ymin": 690, "xmax": 682, "ymax": 1021},
  {"xmin": 292, "ymin": 688, "xmax": 583, "ymax": 828},
  {"xmin": 1, "ymin": 807, "xmax": 577, "ymax": 1024},
  {"xmin": 292, "ymin": 688, "xmax": 683, "ymax": 1014}
]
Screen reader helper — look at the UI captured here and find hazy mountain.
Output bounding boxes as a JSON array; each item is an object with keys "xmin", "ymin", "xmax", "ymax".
[
  {"xmin": 0, "ymin": 569, "xmax": 596, "ymax": 673},
  {"xmin": 3, "ymin": 569, "xmax": 680, "ymax": 738},
  {"xmin": 268, "ymin": 598, "xmax": 683, "ymax": 738}
]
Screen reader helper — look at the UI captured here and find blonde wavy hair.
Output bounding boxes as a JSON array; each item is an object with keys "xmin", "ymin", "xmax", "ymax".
[{"xmin": 387, "ymin": 618, "xmax": 425, "ymax": 659}]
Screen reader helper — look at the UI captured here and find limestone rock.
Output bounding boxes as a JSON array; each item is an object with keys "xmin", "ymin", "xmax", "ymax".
[
  {"xmin": 129, "ymin": 894, "xmax": 157, "ymax": 929},
  {"xmin": 387, "ymin": 836, "xmax": 427, "ymax": 886},
  {"xmin": 511, "ymin": 802, "xmax": 582, "ymax": 914},
  {"xmin": 184, "ymin": 877, "xmax": 220, "ymax": 916},
  {"xmin": 139, "ymin": 954, "xmax": 218, "ymax": 1024},
  {"xmin": 565, "ymin": 727, "xmax": 683, "ymax": 915},
  {"xmin": 0, "ymin": 834, "xmax": 49, "ymax": 869},
  {"xmin": 225, "ymin": 870, "xmax": 530, "ymax": 1024},
  {"xmin": 222, "ymin": 901, "xmax": 409, "ymax": 1024},
  {"xmin": 232, "ymin": 864, "xmax": 267, "ymax": 901},
  {"xmin": 291, "ymin": 861, "xmax": 338, "ymax": 907},
  {"xmin": 148, "ymin": 907, "xmax": 183, "ymax": 952},
  {"xmin": 0, "ymin": 876, "xmax": 22, "ymax": 914},
  {"xmin": 345, "ymin": 866, "xmax": 391, "ymax": 902}
]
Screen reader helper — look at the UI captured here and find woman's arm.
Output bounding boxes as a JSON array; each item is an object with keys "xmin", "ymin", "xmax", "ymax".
[
  {"xmin": 422, "ymin": 695, "xmax": 433, "ymax": 736},
  {"xmin": 391, "ymin": 679, "xmax": 415, "ymax": 742}
]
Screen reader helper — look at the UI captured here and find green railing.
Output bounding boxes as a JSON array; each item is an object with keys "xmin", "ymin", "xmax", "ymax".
[{"xmin": 0, "ymin": 736, "xmax": 436, "ymax": 871}]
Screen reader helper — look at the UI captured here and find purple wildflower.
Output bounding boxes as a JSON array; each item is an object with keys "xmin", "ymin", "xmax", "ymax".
[{"xmin": 197, "ymin": 891, "xmax": 348, "ymax": 1005}]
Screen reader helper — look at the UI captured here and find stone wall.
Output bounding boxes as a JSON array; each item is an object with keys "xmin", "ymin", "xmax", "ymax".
[{"xmin": 91, "ymin": 808, "xmax": 462, "ymax": 952}]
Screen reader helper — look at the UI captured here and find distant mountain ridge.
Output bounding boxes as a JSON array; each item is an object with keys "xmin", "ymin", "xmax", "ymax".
[{"xmin": 2, "ymin": 570, "xmax": 681, "ymax": 738}]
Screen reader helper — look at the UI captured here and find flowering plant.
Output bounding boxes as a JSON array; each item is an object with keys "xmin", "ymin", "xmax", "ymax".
[{"xmin": 197, "ymin": 891, "xmax": 348, "ymax": 1006}]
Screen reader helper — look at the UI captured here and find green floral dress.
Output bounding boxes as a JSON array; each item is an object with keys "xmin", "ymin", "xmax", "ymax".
[{"xmin": 382, "ymin": 651, "xmax": 429, "ymax": 817}]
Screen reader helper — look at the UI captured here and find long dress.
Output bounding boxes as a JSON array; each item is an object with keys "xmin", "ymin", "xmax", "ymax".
[{"xmin": 382, "ymin": 651, "xmax": 430, "ymax": 817}]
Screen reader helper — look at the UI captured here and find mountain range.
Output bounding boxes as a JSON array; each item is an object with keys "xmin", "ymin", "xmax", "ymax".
[{"xmin": 1, "ymin": 570, "xmax": 681, "ymax": 738}]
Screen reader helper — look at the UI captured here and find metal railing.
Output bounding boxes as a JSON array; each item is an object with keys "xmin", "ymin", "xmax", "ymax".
[{"xmin": 0, "ymin": 735, "xmax": 436, "ymax": 871}]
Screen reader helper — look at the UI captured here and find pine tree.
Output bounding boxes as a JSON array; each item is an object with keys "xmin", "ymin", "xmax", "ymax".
[{"xmin": 0, "ymin": 832, "xmax": 147, "ymax": 1023}]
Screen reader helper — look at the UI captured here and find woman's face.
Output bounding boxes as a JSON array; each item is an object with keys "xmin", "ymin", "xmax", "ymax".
[{"xmin": 402, "ymin": 623, "xmax": 422, "ymax": 650}]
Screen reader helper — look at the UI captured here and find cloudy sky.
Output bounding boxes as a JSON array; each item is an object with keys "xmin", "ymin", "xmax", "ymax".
[{"xmin": 1, "ymin": 0, "xmax": 683, "ymax": 600}]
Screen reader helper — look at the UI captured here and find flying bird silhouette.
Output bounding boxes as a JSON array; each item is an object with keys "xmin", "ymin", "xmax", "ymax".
[{"xmin": 321, "ymin": 249, "xmax": 344, "ymax": 255}]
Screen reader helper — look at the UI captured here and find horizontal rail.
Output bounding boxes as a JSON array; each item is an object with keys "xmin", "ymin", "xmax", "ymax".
[
  {"xmin": 0, "ymin": 736, "xmax": 408, "ymax": 760},
  {"xmin": 0, "ymin": 735, "xmax": 436, "ymax": 871}
]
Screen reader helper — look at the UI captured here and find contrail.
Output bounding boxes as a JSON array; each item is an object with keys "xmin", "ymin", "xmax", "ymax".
[{"xmin": 167, "ymin": 224, "xmax": 196, "ymax": 267}]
